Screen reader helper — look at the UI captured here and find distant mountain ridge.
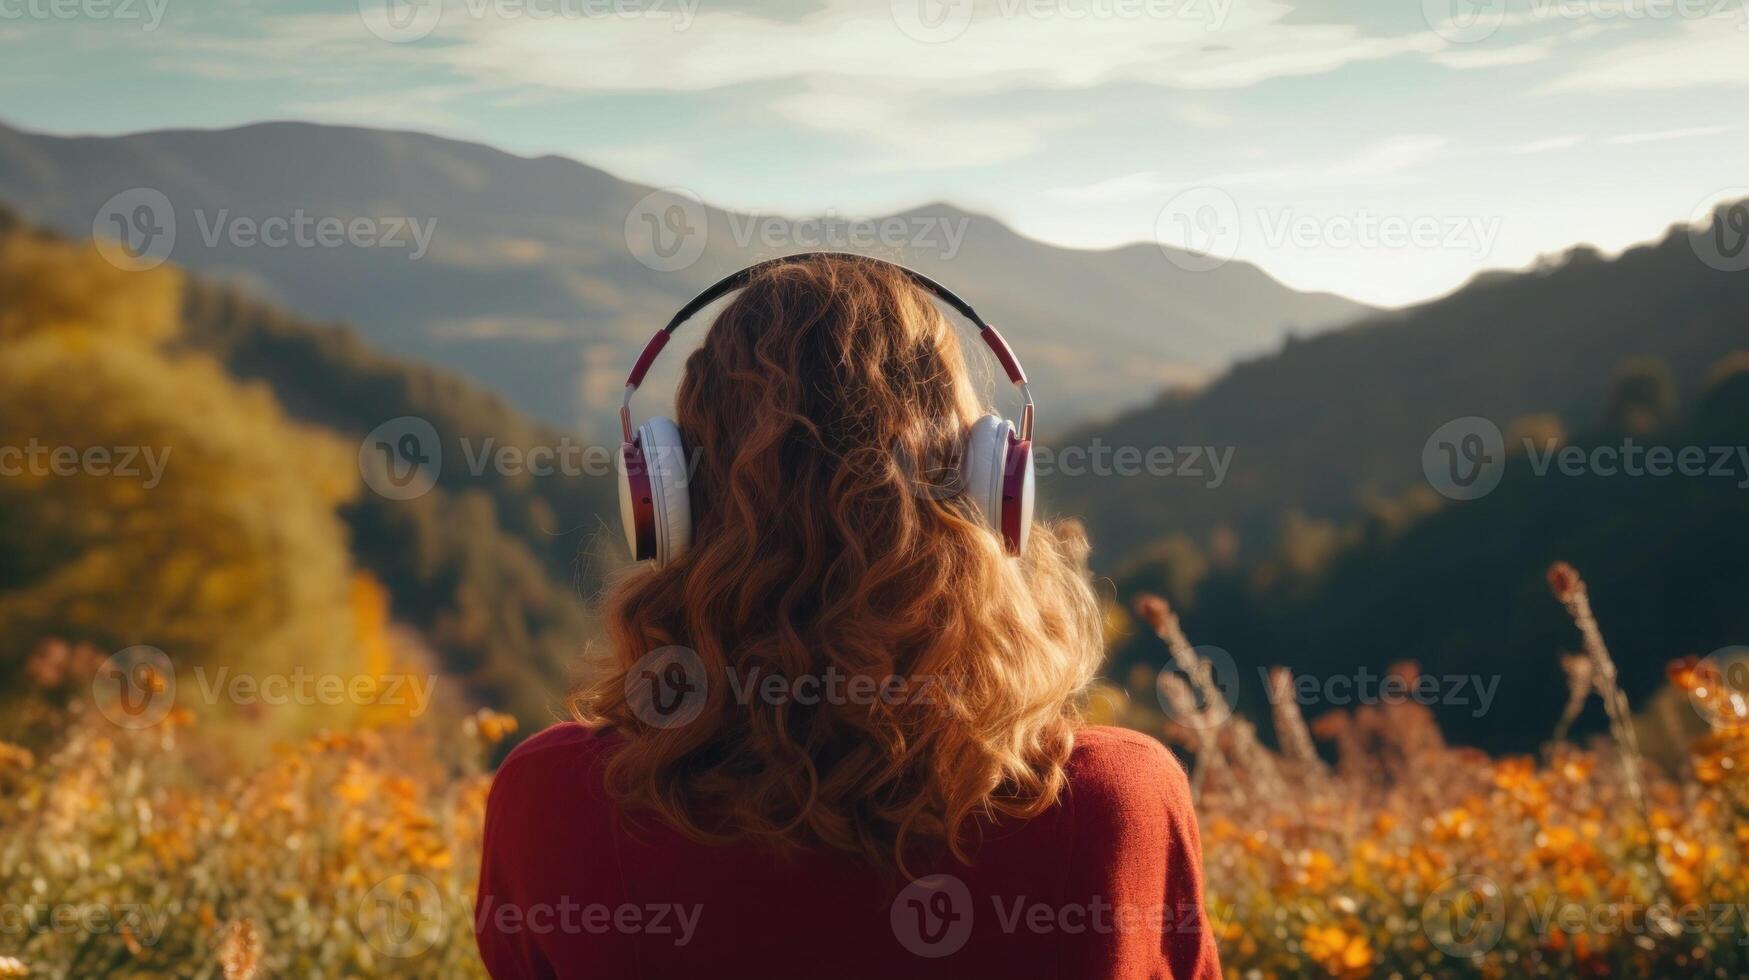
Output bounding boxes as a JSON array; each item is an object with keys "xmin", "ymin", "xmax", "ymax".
[
  {"xmin": 0, "ymin": 118, "xmax": 1372, "ymax": 434},
  {"xmin": 1051, "ymin": 223, "xmax": 1749, "ymax": 571}
]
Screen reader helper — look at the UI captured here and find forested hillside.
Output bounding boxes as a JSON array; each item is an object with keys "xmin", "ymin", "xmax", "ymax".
[
  {"xmin": 1106, "ymin": 354, "xmax": 1749, "ymax": 750},
  {"xmin": 1049, "ymin": 224, "xmax": 1749, "ymax": 567},
  {"xmin": 0, "ymin": 206, "xmax": 615, "ymax": 726}
]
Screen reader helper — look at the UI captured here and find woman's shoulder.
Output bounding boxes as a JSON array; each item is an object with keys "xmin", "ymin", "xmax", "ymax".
[
  {"xmin": 477, "ymin": 724, "xmax": 640, "ymax": 970},
  {"xmin": 499, "ymin": 721, "xmax": 622, "ymax": 770},
  {"xmin": 1061, "ymin": 725, "xmax": 1194, "ymax": 828},
  {"xmin": 488, "ymin": 723, "xmax": 624, "ymax": 812}
]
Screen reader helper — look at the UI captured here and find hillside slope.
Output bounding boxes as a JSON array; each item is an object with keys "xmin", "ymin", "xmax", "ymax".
[
  {"xmin": 0, "ymin": 119, "xmax": 1371, "ymax": 433},
  {"xmin": 0, "ymin": 204, "xmax": 618, "ymax": 724},
  {"xmin": 1051, "ymin": 229, "xmax": 1749, "ymax": 569},
  {"xmin": 1110, "ymin": 363, "xmax": 1749, "ymax": 752}
]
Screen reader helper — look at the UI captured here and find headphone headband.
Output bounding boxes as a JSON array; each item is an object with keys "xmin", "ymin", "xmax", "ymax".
[
  {"xmin": 620, "ymin": 252, "xmax": 1033, "ymax": 443},
  {"xmin": 617, "ymin": 251, "xmax": 1039, "ymax": 560},
  {"xmin": 662, "ymin": 252, "xmax": 992, "ymax": 334}
]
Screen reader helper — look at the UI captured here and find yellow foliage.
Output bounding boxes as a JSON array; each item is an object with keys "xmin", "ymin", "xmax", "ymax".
[
  {"xmin": 0, "ymin": 234, "xmax": 182, "ymax": 344},
  {"xmin": 0, "ymin": 219, "xmax": 362, "ymax": 738}
]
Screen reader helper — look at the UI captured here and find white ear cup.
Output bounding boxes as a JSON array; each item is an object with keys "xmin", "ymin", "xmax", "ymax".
[
  {"xmin": 623, "ymin": 410, "xmax": 1030, "ymax": 562},
  {"xmin": 962, "ymin": 414, "xmax": 1034, "ymax": 553},
  {"xmin": 637, "ymin": 417, "xmax": 693, "ymax": 564},
  {"xmin": 964, "ymin": 415, "xmax": 1011, "ymax": 531}
]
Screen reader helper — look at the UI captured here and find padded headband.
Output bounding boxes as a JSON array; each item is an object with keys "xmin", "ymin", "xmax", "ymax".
[
  {"xmin": 619, "ymin": 252, "xmax": 1034, "ymax": 442},
  {"xmin": 663, "ymin": 253, "xmax": 990, "ymax": 335}
]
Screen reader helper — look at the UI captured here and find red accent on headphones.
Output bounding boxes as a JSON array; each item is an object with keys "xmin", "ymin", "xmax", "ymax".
[
  {"xmin": 621, "ymin": 441, "xmax": 657, "ymax": 562},
  {"xmin": 980, "ymin": 325, "xmax": 1028, "ymax": 386},
  {"xmin": 1001, "ymin": 434, "xmax": 1031, "ymax": 553},
  {"xmin": 627, "ymin": 331, "xmax": 672, "ymax": 388}
]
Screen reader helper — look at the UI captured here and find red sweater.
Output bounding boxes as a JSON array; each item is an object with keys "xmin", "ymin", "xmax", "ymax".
[{"xmin": 476, "ymin": 724, "xmax": 1222, "ymax": 980}]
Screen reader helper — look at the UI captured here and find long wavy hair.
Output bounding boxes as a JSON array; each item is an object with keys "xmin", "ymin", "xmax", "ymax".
[{"xmin": 573, "ymin": 254, "xmax": 1104, "ymax": 870}]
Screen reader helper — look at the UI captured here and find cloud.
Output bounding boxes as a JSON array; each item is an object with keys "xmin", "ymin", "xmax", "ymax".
[
  {"xmin": 1496, "ymin": 135, "xmax": 1584, "ymax": 154},
  {"xmin": 1174, "ymin": 103, "xmax": 1235, "ymax": 128},
  {"xmin": 352, "ymin": 0, "xmax": 1453, "ymax": 169},
  {"xmin": 1606, "ymin": 123, "xmax": 1737, "ymax": 144},
  {"xmin": 1543, "ymin": 13, "xmax": 1749, "ymax": 92},
  {"xmin": 767, "ymin": 81, "xmax": 1058, "ymax": 169},
  {"xmin": 1045, "ymin": 171, "xmax": 1173, "ymax": 203},
  {"xmin": 1196, "ymin": 135, "xmax": 1451, "ymax": 189},
  {"xmin": 1044, "ymin": 134, "xmax": 1455, "ymax": 206},
  {"xmin": 62, "ymin": 0, "xmax": 1743, "ymax": 185},
  {"xmin": 408, "ymin": 0, "xmax": 1442, "ymax": 95},
  {"xmin": 1430, "ymin": 40, "xmax": 1556, "ymax": 68}
]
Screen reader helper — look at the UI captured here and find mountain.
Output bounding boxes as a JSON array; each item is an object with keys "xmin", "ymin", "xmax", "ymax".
[
  {"xmin": 0, "ymin": 119, "xmax": 1372, "ymax": 435},
  {"xmin": 1050, "ymin": 226, "xmax": 1749, "ymax": 571}
]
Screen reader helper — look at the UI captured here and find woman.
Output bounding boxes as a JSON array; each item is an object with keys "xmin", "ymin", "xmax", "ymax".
[{"xmin": 476, "ymin": 254, "xmax": 1220, "ymax": 979}]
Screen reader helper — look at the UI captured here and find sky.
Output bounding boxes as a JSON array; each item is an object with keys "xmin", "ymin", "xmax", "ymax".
[{"xmin": 1, "ymin": 0, "xmax": 1746, "ymax": 306}]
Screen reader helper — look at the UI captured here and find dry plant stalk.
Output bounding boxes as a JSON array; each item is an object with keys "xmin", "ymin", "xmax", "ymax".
[
  {"xmin": 219, "ymin": 919, "xmax": 262, "ymax": 980},
  {"xmin": 1269, "ymin": 666, "xmax": 1330, "ymax": 781},
  {"xmin": 1547, "ymin": 561, "xmax": 1660, "ymax": 883},
  {"xmin": 1225, "ymin": 712, "xmax": 1285, "ymax": 796},
  {"xmin": 1158, "ymin": 673, "xmax": 1245, "ymax": 804},
  {"xmin": 1552, "ymin": 650, "xmax": 1595, "ymax": 744},
  {"xmin": 1135, "ymin": 594, "xmax": 1246, "ymax": 804},
  {"xmin": 1654, "ymin": 694, "xmax": 1691, "ymax": 779},
  {"xmin": 1309, "ymin": 710, "xmax": 1367, "ymax": 785}
]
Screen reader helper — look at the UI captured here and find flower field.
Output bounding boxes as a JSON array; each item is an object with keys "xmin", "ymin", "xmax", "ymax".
[
  {"xmin": 1116, "ymin": 562, "xmax": 1749, "ymax": 978},
  {"xmin": 1, "ymin": 563, "xmax": 1745, "ymax": 978},
  {"xmin": 0, "ymin": 665, "xmax": 509, "ymax": 979}
]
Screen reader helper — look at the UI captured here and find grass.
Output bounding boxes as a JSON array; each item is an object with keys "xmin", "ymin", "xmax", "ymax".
[{"xmin": 1, "ymin": 563, "xmax": 1745, "ymax": 978}]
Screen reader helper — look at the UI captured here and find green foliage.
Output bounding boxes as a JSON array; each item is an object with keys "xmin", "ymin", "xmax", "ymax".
[
  {"xmin": 1109, "ymin": 351, "xmax": 1749, "ymax": 752},
  {"xmin": 1605, "ymin": 355, "xmax": 1677, "ymax": 435},
  {"xmin": 1050, "ymin": 230, "xmax": 1749, "ymax": 565}
]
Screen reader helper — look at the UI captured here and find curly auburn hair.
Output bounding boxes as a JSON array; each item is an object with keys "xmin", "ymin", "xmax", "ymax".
[{"xmin": 573, "ymin": 253, "xmax": 1104, "ymax": 870}]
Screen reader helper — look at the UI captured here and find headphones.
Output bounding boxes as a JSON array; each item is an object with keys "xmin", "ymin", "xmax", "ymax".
[{"xmin": 617, "ymin": 252, "xmax": 1036, "ymax": 565}]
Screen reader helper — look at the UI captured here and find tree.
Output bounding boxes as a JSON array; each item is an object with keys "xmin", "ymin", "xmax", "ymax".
[
  {"xmin": 0, "ymin": 232, "xmax": 363, "ymax": 713},
  {"xmin": 1605, "ymin": 356, "xmax": 1677, "ymax": 435}
]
